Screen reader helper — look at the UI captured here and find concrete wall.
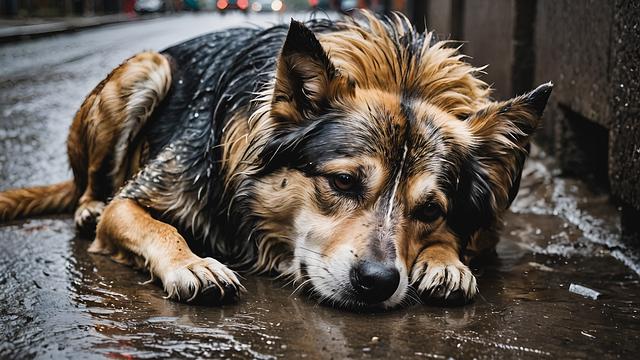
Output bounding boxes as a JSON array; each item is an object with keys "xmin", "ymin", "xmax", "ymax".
[
  {"xmin": 609, "ymin": 1, "xmax": 640, "ymax": 239},
  {"xmin": 0, "ymin": 0, "xmax": 125, "ymax": 17},
  {"xmin": 416, "ymin": 0, "xmax": 640, "ymax": 243},
  {"xmin": 462, "ymin": 0, "xmax": 514, "ymax": 100}
]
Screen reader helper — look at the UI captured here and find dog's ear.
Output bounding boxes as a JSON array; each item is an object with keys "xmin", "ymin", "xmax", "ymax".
[
  {"xmin": 272, "ymin": 20, "xmax": 348, "ymax": 123},
  {"xmin": 451, "ymin": 83, "xmax": 553, "ymax": 235}
]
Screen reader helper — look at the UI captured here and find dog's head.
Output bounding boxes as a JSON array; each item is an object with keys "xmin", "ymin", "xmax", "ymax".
[{"xmin": 249, "ymin": 19, "xmax": 552, "ymax": 309}]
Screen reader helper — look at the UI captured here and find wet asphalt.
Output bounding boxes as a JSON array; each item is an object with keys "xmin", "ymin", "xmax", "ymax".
[{"xmin": 1, "ymin": 12, "xmax": 639, "ymax": 359}]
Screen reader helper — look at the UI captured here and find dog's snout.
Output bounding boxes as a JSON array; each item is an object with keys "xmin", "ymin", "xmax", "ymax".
[{"xmin": 350, "ymin": 261, "xmax": 400, "ymax": 304}]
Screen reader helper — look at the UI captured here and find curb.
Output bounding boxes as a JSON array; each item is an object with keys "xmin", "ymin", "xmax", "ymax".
[{"xmin": 0, "ymin": 13, "xmax": 160, "ymax": 44}]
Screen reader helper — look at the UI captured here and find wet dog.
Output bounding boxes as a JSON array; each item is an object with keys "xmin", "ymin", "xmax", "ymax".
[{"xmin": 0, "ymin": 11, "xmax": 551, "ymax": 309}]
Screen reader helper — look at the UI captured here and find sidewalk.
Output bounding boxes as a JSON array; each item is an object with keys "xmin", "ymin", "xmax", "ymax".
[{"xmin": 0, "ymin": 13, "xmax": 157, "ymax": 43}]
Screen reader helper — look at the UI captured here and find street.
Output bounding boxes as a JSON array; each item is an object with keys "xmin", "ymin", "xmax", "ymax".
[{"xmin": 1, "ymin": 12, "xmax": 639, "ymax": 359}]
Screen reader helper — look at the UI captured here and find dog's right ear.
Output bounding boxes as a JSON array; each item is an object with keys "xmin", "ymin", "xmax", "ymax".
[
  {"xmin": 260, "ymin": 20, "xmax": 353, "ymax": 172},
  {"xmin": 272, "ymin": 20, "xmax": 345, "ymax": 123}
]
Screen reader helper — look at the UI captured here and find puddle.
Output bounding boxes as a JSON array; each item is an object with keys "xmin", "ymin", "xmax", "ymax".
[{"xmin": 1, "ymin": 184, "xmax": 639, "ymax": 359}]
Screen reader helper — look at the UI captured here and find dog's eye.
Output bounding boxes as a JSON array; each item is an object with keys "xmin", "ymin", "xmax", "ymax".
[
  {"xmin": 331, "ymin": 173, "xmax": 358, "ymax": 193},
  {"xmin": 414, "ymin": 202, "xmax": 443, "ymax": 223}
]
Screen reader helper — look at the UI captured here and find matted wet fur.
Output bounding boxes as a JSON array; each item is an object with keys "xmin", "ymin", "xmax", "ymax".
[{"xmin": 0, "ymin": 11, "xmax": 552, "ymax": 309}]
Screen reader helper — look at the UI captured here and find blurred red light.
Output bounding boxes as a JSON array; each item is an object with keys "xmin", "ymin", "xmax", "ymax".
[
  {"xmin": 217, "ymin": 0, "xmax": 228, "ymax": 9},
  {"xmin": 237, "ymin": 0, "xmax": 249, "ymax": 9},
  {"xmin": 310, "ymin": 0, "xmax": 319, "ymax": 6}
]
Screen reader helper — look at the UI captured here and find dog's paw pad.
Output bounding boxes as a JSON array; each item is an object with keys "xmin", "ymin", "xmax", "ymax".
[
  {"xmin": 162, "ymin": 257, "xmax": 244, "ymax": 304},
  {"xmin": 74, "ymin": 200, "xmax": 105, "ymax": 235},
  {"xmin": 412, "ymin": 261, "xmax": 477, "ymax": 306}
]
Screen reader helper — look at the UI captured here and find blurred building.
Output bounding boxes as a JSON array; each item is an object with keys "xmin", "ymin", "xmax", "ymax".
[{"xmin": 0, "ymin": 0, "xmax": 132, "ymax": 17}]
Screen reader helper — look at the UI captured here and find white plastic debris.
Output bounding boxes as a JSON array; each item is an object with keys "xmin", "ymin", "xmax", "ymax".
[
  {"xmin": 580, "ymin": 331, "xmax": 596, "ymax": 339},
  {"xmin": 569, "ymin": 283, "xmax": 600, "ymax": 300},
  {"xmin": 528, "ymin": 262, "xmax": 555, "ymax": 272}
]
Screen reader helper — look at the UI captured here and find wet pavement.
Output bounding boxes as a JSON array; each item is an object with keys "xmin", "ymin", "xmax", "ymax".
[{"xmin": 1, "ymin": 12, "xmax": 639, "ymax": 360}]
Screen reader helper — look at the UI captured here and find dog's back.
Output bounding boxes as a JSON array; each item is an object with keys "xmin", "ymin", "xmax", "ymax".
[{"xmin": 0, "ymin": 19, "xmax": 337, "ymax": 254}]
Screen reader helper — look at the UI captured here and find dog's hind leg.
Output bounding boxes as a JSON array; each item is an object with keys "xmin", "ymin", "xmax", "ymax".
[
  {"xmin": 67, "ymin": 52, "xmax": 172, "ymax": 234},
  {"xmin": 94, "ymin": 198, "xmax": 243, "ymax": 303}
]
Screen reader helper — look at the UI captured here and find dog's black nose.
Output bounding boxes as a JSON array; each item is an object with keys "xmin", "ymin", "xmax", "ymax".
[{"xmin": 350, "ymin": 261, "xmax": 400, "ymax": 304}]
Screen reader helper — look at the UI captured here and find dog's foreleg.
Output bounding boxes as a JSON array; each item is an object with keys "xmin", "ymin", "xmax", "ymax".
[
  {"xmin": 410, "ymin": 242, "xmax": 478, "ymax": 305},
  {"xmin": 93, "ymin": 198, "xmax": 243, "ymax": 303}
]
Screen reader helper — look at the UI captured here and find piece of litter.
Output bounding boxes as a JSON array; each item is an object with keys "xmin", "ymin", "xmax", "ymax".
[
  {"xmin": 580, "ymin": 331, "xmax": 596, "ymax": 339},
  {"xmin": 371, "ymin": 336, "xmax": 380, "ymax": 344},
  {"xmin": 528, "ymin": 262, "xmax": 555, "ymax": 272},
  {"xmin": 569, "ymin": 283, "xmax": 600, "ymax": 300}
]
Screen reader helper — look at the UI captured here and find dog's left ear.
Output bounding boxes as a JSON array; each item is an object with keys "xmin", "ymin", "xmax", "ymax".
[
  {"xmin": 271, "ymin": 20, "xmax": 349, "ymax": 123},
  {"xmin": 461, "ymin": 82, "xmax": 553, "ymax": 225}
]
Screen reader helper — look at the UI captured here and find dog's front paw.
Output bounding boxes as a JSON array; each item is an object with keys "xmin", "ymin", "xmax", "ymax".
[
  {"xmin": 411, "ymin": 259, "xmax": 477, "ymax": 306},
  {"xmin": 160, "ymin": 257, "xmax": 244, "ymax": 304},
  {"xmin": 74, "ymin": 200, "xmax": 105, "ymax": 235}
]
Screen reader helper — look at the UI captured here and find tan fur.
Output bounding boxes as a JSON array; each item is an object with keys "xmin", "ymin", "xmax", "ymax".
[
  {"xmin": 93, "ymin": 198, "xmax": 243, "ymax": 301},
  {"xmin": 0, "ymin": 180, "xmax": 76, "ymax": 221},
  {"xmin": 318, "ymin": 12, "xmax": 489, "ymax": 117},
  {"xmin": 467, "ymin": 99, "xmax": 539, "ymax": 212},
  {"xmin": 67, "ymin": 51, "xmax": 171, "ymax": 231},
  {"xmin": 0, "ymin": 52, "xmax": 170, "ymax": 225}
]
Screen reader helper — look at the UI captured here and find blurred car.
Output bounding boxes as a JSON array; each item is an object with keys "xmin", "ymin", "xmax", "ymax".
[
  {"xmin": 135, "ymin": 0, "xmax": 165, "ymax": 13},
  {"xmin": 340, "ymin": 0, "xmax": 358, "ymax": 10},
  {"xmin": 251, "ymin": 0, "xmax": 284, "ymax": 12},
  {"xmin": 217, "ymin": 0, "xmax": 250, "ymax": 12},
  {"xmin": 309, "ymin": 0, "xmax": 331, "ymax": 10},
  {"xmin": 183, "ymin": 0, "xmax": 200, "ymax": 10}
]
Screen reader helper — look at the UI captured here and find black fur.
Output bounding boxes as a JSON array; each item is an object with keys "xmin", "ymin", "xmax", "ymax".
[{"xmin": 118, "ymin": 20, "xmax": 339, "ymax": 260}]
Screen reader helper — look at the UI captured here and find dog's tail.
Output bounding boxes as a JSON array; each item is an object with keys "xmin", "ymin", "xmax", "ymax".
[{"xmin": 0, "ymin": 180, "xmax": 77, "ymax": 222}]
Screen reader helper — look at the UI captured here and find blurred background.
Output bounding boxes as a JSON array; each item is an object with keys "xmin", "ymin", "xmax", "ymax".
[{"xmin": 0, "ymin": 0, "xmax": 394, "ymax": 16}]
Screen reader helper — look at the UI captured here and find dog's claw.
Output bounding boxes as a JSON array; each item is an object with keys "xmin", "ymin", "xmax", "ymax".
[
  {"xmin": 161, "ymin": 257, "xmax": 243, "ymax": 304},
  {"xmin": 411, "ymin": 260, "xmax": 477, "ymax": 306}
]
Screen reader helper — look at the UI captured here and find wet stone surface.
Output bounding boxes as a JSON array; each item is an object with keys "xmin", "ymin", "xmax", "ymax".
[{"xmin": 1, "ymin": 12, "xmax": 639, "ymax": 360}]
